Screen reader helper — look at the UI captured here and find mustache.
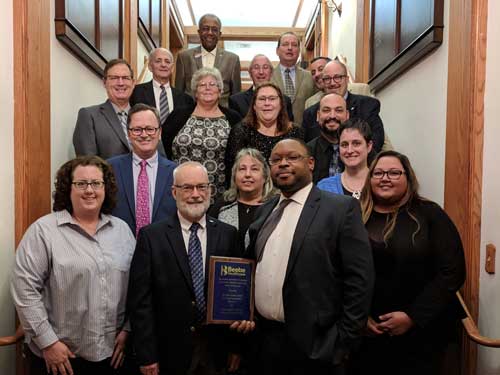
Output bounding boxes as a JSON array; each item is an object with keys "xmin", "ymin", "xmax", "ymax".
[{"xmin": 323, "ymin": 117, "xmax": 341, "ymax": 125}]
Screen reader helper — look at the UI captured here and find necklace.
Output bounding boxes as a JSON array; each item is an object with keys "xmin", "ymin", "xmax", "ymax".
[{"xmin": 341, "ymin": 173, "xmax": 363, "ymax": 200}]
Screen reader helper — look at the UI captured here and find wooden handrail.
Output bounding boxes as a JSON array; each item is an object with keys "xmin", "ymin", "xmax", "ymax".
[
  {"xmin": 0, "ymin": 325, "xmax": 24, "ymax": 347},
  {"xmin": 137, "ymin": 55, "xmax": 149, "ymax": 84}
]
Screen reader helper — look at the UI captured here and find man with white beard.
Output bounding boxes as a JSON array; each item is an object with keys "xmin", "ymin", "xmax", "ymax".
[{"xmin": 127, "ymin": 161, "xmax": 243, "ymax": 375}]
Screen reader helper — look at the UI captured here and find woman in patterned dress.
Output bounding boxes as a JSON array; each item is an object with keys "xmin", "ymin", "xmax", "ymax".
[{"xmin": 161, "ymin": 67, "xmax": 241, "ymax": 200}]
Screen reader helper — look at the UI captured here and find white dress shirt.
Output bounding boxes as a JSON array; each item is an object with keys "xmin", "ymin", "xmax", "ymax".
[
  {"xmin": 201, "ymin": 46, "xmax": 217, "ymax": 68},
  {"xmin": 132, "ymin": 152, "xmax": 158, "ymax": 221},
  {"xmin": 178, "ymin": 212, "xmax": 208, "ymax": 274},
  {"xmin": 255, "ymin": 182, "xmax": 313, "ymax": 322},
  {"xmin": 152, "ymin": 79, "xmax": 174, "ymax": 115},
  {"xmin": 279, "ymin": 64, "xmax": 297, "ymax": 86}
]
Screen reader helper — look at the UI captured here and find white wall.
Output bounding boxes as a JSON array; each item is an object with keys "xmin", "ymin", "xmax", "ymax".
[
  {"xmin": 376, "ymin": 0, "xmax": 450, "ymax": 205},
  {"xmin": 478, "ymin": 0, "xmax": 500, "ymax": 373},
  {"xmin": 328, "ymin": 0, "xmax": 357, "ymax": 78},
  {"xmin": 50, "ymin": 0, "xmax": 105, "ymax": 179},
  {"xmin": 0, "ymin": 0, "xmax": 16, "ymax": 373}
]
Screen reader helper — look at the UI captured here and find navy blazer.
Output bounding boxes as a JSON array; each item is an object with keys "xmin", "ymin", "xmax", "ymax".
[{"xmin": 107, "ymin": 153, "xmax": 177, "ymax": 235}]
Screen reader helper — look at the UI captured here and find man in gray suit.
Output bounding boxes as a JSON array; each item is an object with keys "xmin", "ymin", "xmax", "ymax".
[
  {"xmin": 175, "ymin": 13, "xmax": 241, "ymax": 107},
  {"xmin": 271, "ymin": 32, "xmax": 316, "ymax": 126},
  {"xmin": 73, "ymin": 59, "xmax": 136, "ymax": 160}
]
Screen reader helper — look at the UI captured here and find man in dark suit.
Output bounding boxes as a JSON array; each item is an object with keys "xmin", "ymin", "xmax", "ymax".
[
  {"xmin": 302, "ymin": 60, "xmax": 385, "ymax": 150},
  {"xmin": 127, "ymin": 161, "xmax": 243, "ymax": 375},
  {"xmin": 247, "ymin": 139, "xmax": 374, "ymax": 375},
  {"xmin": 130, "ymin": 48, "xmax": 194, "ymax": 125},
  {"xmin": 175, "ymin": 14, "xmax": 241, "ymax": 107},
  {"xmin": 108, "ymin": 104, "xmax": 176, "ymax": 236},
  {"xmin": 228, "ymin": 54, "xmax": 294, "ymax": 121},
  {"xmin": 73, "ymin": 59, "xmax": 136, "ymax": 160}
]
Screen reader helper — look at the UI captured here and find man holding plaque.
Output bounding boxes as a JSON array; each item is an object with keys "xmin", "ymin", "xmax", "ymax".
[
  {"xmin": 247, "ymin": 138, "xmax": 374, "ymax": 374},
  {"xmin": 127, "ymin": 161, "xmax": 241, "ymax": 375}
]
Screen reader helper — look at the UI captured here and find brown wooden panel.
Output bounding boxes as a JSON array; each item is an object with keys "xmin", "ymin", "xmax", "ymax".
[
  {"xmin": 356, "ymin": 0, "xmax": 371, "ymax": 82},
  {"xmin": 124, "ymin": 0, "xmax": 138, "ymax": 75},
  {"xmin": 371, "ymin": 0, "xmax": 397, "ymax": 76},
  {"xmin": 151, "ymin": 0, "xmax": 161, "ymax": 47}
]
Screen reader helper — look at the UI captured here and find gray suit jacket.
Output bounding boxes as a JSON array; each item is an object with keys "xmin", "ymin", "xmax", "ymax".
[
  {"xmin": 271, "ymin": 65, "xmax": 315, "ymax": 126},
  {"xmin": 73, "ymin": 99, "xmax": 130, "ymax": 160},
  {"xmin": 174, "ymin": 46, "xmax": 241, "ymax": 107}
]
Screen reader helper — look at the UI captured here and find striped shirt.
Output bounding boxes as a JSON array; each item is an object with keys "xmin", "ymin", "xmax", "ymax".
[{"xmin": 11, "ymin": 210, "xmax": 135, "ymax": 361}]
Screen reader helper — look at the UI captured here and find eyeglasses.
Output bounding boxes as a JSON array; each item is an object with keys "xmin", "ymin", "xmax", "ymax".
[
  {"xmin": 256, "ymin": 95, "xmax": 279, "ymax": 104},
  {"xmin": 197, "ymin": 82, "xmax": 219, "ymax": 89},
  {"xmin": 268, "ymin": 155, "xmax": 305, "ymax": 166},
  {"xmin": 200, "ymin": 26, "xmax": 220, "ymax": 34},
  {"xmin": 106, "ymin": 75, "xmax": 133, "ymax": 82},
  {"xmin": 174, "ymin": 184, "xmax": 210, "ymax": 193},
  {"xmin": 322, "ymin": 75, "xmax": 347, "ymax": 84},
  {"xmin": 72, "ymin": 180, "xmax": 105, "ymax": 190},
  {"xmin": 371, "ymin": 169, "xmax": 406, "ymax": 180},
  {"xmin": 251, "ymin": 64, "xmax": 272, "ymax": 72},
  {"xmin": 128, "ymin": 127, "xmax": 160, "ymax": 136}
]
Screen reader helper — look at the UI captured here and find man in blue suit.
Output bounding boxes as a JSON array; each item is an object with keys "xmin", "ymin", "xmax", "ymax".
[{"xmin": 108, "ymin": 103, "xmax": 176, "ymax": 236}]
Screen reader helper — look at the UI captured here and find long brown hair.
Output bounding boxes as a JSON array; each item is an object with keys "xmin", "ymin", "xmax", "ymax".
[
  {"xmin": 360, "ymin": 150, "xmax": 424, "ymax": 244},
  {"xmin": 243, "ymin": 82, "xmax": 291, "ymax": 135}
]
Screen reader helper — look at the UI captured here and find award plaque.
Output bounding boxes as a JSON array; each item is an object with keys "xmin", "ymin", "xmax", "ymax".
[{"xmin": 207, "ymin": 256, "xmax": 255, "ymax": 324}]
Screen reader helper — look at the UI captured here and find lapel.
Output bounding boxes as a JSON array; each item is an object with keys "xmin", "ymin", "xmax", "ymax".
[
  {"xmin": 346, "ymin": 92, "xmax": 357, "ymax": 114},
  {"xmin": 272, "ymin": 68, "xmax": 285, "ymax": 92},
  {"xmin": 293, "ymin": 65, "xmax": 303, "ymax": 101},
  {"xmin": 214, "ymin": 48, "xmax": 225, "ymax": 69},
  {"xmin": 100, "ymin": 100, "xmax": 130, "ymax": 150},
  {"xmin": 247, "ymin": 197, "xmax": 279, "ymax": 258},
  {"xmin": 152, "ymin": 158, "xmax": 169, "ymax": 221},
  {"xmin": 145, "ymin": 81, "xmax": 157, "ymax": 107},
  {"xmin": 119, "ymin": 154, "xmax": 136, "ymax": 222},
  {"xmin": 244, "ymin": 87, "xmax": 254, "ymax": 107},
  {"xmin": 194, "ymin": 47, "xmax": 203, "ymax": 71},
  {"xmin": 166, "ymin": 214, "xmax": 194, "ymax": 293},
  {"xmin": 205, "ymin": 217, "xmax": 219, "ymax": 281},
  {"xmin": 284, "ymin": 187, "xmax": 321, "ymax": 283}
]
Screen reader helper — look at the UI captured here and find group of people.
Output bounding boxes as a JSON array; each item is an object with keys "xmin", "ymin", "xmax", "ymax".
[{"xmin": 11, "ymin": 11, "xmax": 467, "ymax": 375}]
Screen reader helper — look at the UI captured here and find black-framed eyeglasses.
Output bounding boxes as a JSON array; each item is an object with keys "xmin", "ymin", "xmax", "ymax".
[
  {"xmin": 371, "ymin": 169, "xmax": 406, "ymax": 180},
  {"xmin": 106, "ymin": 75, "xmax": 133, "ymax": 82},
  {"xmin": 128, "ymin": 127, "xmax": 160, "ymax": 136},
  {"xmin": 174, "ymin": 184, "xmax": 211, "ymax": 193},
  {"xmin": 322, "ymin": 75, "xmax": 347, "ymax": 84},
  {"xmin": 268, "ymin": 155, "xmax": 305, "ymax": 166},
  {"xmin": 72, "ymin": 180, "xmax": 105, "ymax": 190}
]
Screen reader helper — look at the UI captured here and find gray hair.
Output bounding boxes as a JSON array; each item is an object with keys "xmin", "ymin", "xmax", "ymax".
[
  {"xmin": 249, "ymin": 54, "xmax": 274, "ymax": 72},
  {"xmin": 224, "ymin": 148, "xmax": 276, "ymax": 202},
  {"xmin": 191, "ymin": 66, "xmax": 224, "ymax": 94},
  {"xmin": 148, "ymin": 47, "xmax": 174, "ymax": 63},
  {"xmin": 198, "ymin": 14, "xmax": 222, "ymax": 30},
  {"xmin": 173, "ymin": 161, "xmax": 208, "ymax": 185}
]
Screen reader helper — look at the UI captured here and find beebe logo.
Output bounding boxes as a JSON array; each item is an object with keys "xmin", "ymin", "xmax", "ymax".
[{"xmin": 220, "ymin": 265, "xmax": 246, "ymax": 277}]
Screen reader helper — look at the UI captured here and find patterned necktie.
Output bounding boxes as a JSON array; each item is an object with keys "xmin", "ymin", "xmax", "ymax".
[
  {"xmin": 188, "ymin": 223, "xmax": 206, "ymax": 323},
  {"xmin": 159, "ymin": 85, "xmax": 170, "ymax": 125},
  {"xmin": 135, "ymin": 160, "xmax": 150, "ymax": 237},
  {"xmin": 118, "ymin": 111, "xmax": 131, "ymax": 148},
  {"xmin": 329, "ymin": 144, "xmax": 341, "ymax": 176},
  {"xmin": 255, "ymin": 199, "xmax": 293, "ymax": 262},
  {"xmin": 284, "ymin": 68, "xmax": 295, "ymax": 101}
]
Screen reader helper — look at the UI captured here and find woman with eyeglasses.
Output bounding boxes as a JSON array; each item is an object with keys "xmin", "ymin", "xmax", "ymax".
[
  {"xmin": 225, "ymin": 82, "xmax": 304, "ymax": 174},
  {"xmin": 161, "ymin": 66, "xmax": 241, "ymax": 201},
  {"xmin": 11, "ymin": 156, "xmax": 136, "ymax": 375},
  {"xmin": 317, "ymin": 118, "xmax": 373, "ymax": 199},
  {"xmin": 348, "ymin": 150, "xmax": 466, "ymax": 375}
]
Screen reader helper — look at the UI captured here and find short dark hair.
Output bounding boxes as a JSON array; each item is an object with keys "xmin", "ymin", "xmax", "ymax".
[
  {"xmin": 128, "ymin": 103, "xmax": 161, "ymax": 127},
  {"xmin": 272, "ymin": 138, "xmax": 311, "ymax": 158},
  {"xmin": 277, "ymin": 32, "xmax": 300, "ymax": 47},
  {"xmin": 311, "ymin": 56, "xmax": 332, "ymax": 64},
  {"xmin": 339, "ymin": 118, "xmax": 372, "ymax": 143},
  {"xmin": 103, "ymin": 58, "xmax": 134, "ymax": 79},
  {"xmin": 198, "ymin": 13, "xmax": 222, "ymax": 29},
  {"xmin": 52, "ymin": 156, "xmax": 117, "ymax": 214}
]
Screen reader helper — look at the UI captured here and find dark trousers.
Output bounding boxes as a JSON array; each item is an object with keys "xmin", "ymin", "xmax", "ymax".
[{"xmin": 249, "ymin": 319, "xmax": 344, "ymax": 375}]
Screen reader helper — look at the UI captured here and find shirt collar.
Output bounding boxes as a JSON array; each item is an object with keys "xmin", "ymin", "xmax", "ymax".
[
  {"xmin": 153, "ymin": 78, "xmax": 170, "ymax": 89},
  {"xmin": 132, "ymin": 151, "xmax": 158, "ymax": 166},
  {"xmin": 110, "ymin": 102, "xmax": 130, "ymax": 114},
  {"xmin": 279, "ymin": 64, "xmax": 296, "ymax": 74},
  {"xmin": 178, "ymin": 211, "xmax": 207, "ymax": 231},
  {"xmin": 201, "ymin": 46, "xmax": 217, "ymax": 57},
  {"xmin": 56, "ymin": 209, "xmax": 113, "ymax": 231},
  {"xmin": 318, "ymin": 133, "xmax": 338, "ymax": 150},
  {"xmin": 279, "ymin": 182, "xmax": 313, "ymax": 206}
]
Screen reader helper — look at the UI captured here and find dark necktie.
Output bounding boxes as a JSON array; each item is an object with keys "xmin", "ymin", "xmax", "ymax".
[
  {"xmin": 254, "ymin": 199, "xmax": 293, "ymax": 262},
  {"xmin": 159, "ymin": 85, "xmax": 170, "ymax": 125},
  {"xmin": 329, "ymin": 143, "xmax": 341, "ymax": 176},
  {"xmin": 188, "ymin": 223, "xmax": 206, "ymax": 323}
]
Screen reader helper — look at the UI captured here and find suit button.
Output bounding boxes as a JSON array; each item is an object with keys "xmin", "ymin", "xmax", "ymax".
[{"xmin": 190, "ymin": 326, "xmax": 196, "ymax": 332}]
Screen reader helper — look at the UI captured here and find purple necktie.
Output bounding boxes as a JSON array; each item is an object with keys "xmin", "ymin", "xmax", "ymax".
[{"xmin": 136, "ymin": 160, "xmax": 150, "ymax": 237}]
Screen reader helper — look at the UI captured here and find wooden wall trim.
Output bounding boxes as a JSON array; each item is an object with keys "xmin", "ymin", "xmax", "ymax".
[
  {"xmin": 124, "ymin": 0, "xmax": 138, "ymax": 76},
  {"xmin": 13, "ymin": 0, "xmax": 51, "ymax": 374},
  {"xmin": 445, "ymin": 0, "xmax": 488, "ymax": 373},
  {"xmin": 355, "ymin": 0, "xmax": 370, "ymax": 82},
  {"xmin": 161, "ymin": 0, "xmax": 170, "ymax": 48}
]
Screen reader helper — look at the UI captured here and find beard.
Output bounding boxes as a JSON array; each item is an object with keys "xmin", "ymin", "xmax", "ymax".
[
  {"xmin": 319, "ymin": 117, "xmax": 341, "ymax": 137},
  {"xmin": 177, "ymin": 199, "xmax": 210, "ymax": 221}
]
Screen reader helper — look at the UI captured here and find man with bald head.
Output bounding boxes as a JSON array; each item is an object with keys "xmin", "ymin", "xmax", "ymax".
[
  {"xmin": 247, "ymin": 138, "xmax": 374, "ymax": 374},
  {"xmin": 302, "ymin": 60, "xmax": 385, "ymax": 152},
  {"xmin": 131, "ymin": 47, "xmax": 194, "ymax": 126},
  {"xmin": 128, "ymin": 161, "xmax": 241, "ymax": 375},
  {"xmin": 228, "ymin": 54, "xmax": 294, "ymax": 120}
]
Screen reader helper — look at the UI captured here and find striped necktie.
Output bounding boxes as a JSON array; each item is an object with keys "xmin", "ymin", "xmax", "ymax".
[
  {"xmin": 159, "ymin": 85, "xmax": 170, "ymax": 125},
  {"xmin": 118, "ymin": 111, "xmax": 131, "ymax": 147},
  {"xmin": 188, "ymin": 222, "xmax": 206, "ymax": 323},
  {"xmin": 284, "ymin": 68, "xmax": 295, "ymax": 101},
  {"xmin": 135, "ymin": 159, "xmax": 150, "ymax": 237}
]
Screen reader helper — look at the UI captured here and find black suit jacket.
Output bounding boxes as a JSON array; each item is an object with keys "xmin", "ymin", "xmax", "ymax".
[
  {"xmin": 127, "ymin": 213, "xmax": 239, "ymax": 373},
  {"xmin": 247, "ymin": 186, "xmax": 374, "ymax": 364},
  {"xmin": 130, "ymin": 80, "xmax": 195, "ymax": 124},
  {"xmin": 302, "ymin": 92, "xmax": 385, "ymax": 151},
  {"xmin": 228, "ymin": 87, "xmax": 295, "ymax": 122}
]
